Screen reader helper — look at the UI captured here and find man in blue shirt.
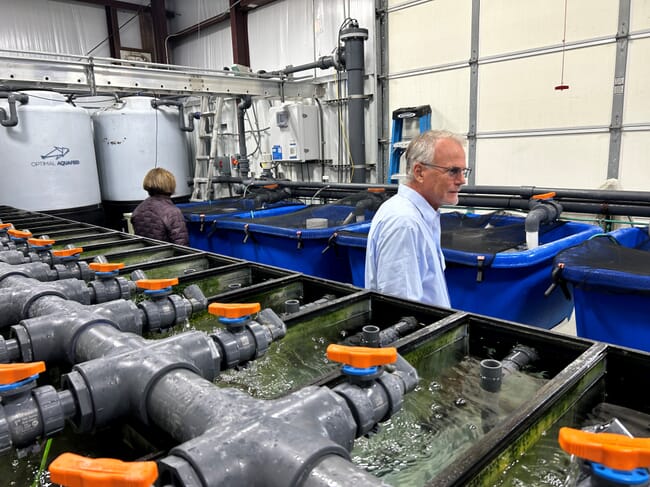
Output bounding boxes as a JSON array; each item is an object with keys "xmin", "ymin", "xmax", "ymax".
[{"xmin": 365, "ymin": 130, "xmax": 469, "ymax": 307}]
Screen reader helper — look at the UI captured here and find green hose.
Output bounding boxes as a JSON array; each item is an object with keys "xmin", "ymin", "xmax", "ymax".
[{"xmin": 31, "ymin": 438, "xmax": 53, "ymax": 487}]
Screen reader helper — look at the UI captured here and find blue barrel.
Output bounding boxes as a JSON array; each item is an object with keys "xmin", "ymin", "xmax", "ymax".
[
  {"xmin": 178, "ymin": 199, "xmax": 305, "ymax": 254},
  {"xmin": 335, "ymin": 212, "xmax": 601, "ymax": 328},
  {"xmin": 553, "ymin": 226, "xmax": 650, "ymax": 350},
  {"xmin": 207, "ymin": 196, "xmax": 383, "ymax": 282},
  {"xmin": 443, "ymin": 213, "xmax": 600, "ymax": 329},
  {"xmin": 334, "ymin": 222, "xmax": 371, "ymax": 287}
]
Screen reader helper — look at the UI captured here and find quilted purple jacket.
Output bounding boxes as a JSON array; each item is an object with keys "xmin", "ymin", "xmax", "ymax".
[{"xmin": 131, "ymin": 195, "xmax": 189, "ymax": 246}]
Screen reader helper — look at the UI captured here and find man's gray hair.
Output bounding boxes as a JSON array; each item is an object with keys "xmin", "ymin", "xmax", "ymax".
[{"xmin": 404, "ymin": 130, "xmax": 465, "ymax": 182}]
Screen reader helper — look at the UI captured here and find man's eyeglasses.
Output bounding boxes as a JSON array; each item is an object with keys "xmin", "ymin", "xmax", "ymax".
[{"xmin": 419, "ymin": 162, "xmax": 472, "ymax": 178}]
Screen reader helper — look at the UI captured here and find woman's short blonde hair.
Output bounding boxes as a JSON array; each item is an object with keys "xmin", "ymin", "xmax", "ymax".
[{"xmin": 143, "ymin": 167, "xmax": 176, "ymax": 196}]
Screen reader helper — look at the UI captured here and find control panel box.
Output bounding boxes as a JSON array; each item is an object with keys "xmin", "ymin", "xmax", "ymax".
[{"xmin": 269, "ymin": 103, "xmax": 319, "ymax": 162}]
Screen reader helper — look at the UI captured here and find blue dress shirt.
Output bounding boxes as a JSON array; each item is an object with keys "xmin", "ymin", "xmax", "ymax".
[{"xmin": 365, "ymin": 184, "xmax": 451, "ymax": 307}]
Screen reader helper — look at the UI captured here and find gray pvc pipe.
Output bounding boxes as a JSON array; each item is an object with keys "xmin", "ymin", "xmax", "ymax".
[
  {"xmin": 304, "ymin": 454, "xmax": 392, "ymax": 487},
  {"xmin": 236, "ymin": 95, "xmax": 252, "ymax": 176},
  {"xmin": 341, "ymin": 23, "xmax": 369, "ymax": 184},
  {"xmin": 150, "ymin": 98, "xmax": 198, "ymax": 132},
  {"xmin": 480, "ymin": 359, "xmax": 503, "ymax": 393},
  {"xmin": 0, "ymin": 93, "xmax": 29, "ymax": 127}
]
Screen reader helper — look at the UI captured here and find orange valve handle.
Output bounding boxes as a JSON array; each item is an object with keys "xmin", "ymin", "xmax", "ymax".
[
  {"xmin": 209, "ymin": 302, "xmax": 262, "ymax": 318},
  {"xmin": 53, "ymin": 247, "xmax": 84, "ymax": 257},
  {"xmin": 367, "ymin": 187, "xmax": 386, "ymax": 193},
  {"xmin": 326, "ymin": 344, "xmax": 398, "ymax": 369},
  {"xmin": 28, "ymin": 237, "xmax": 56, "ymax": 247},
  {"xmin": 263, "ymin": 184, "xmax": 279, "ymax": 189},
  {"xmin": 0, "ymin": 361, "xmax": 46, "ymax": 385},
  {"xmin": 89, "ymin": 262, "xmax": 125, "ymax": 273},
  {"xmin": 0, "ymin": 223, "xmax": 13, "ymax": 230},
  {"xmin": 8, "ymin": 229, "xmax": 32, "ymax": 239},
  {"xmin": 531, "ymin": 191, "xmax": 557, "ymax": 200},
  {"xmin": 136, "ymin": 278, "xmax": 179, "ymax": 291},
  {"xmin": 49, "ymin": 452, "xmax": 158, "ymax": 487},
  {"xmin": 559, "ymin": 427, "xmax": 650, "ymax": 471}
]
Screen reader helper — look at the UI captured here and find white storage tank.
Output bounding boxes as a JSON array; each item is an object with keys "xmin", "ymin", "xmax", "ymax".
[
  {"xmin": 91, "ymin": 95, "xmax": 192, "ymax": 228},
  {"xmin": 0, "ymin": 90, "xmax": 103, "ymax": 222}
]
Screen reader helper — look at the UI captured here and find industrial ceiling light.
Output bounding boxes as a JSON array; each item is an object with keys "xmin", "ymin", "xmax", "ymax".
[{"xmin": 555, "ymin": 0, "xmax": 570, "ymax": 91}]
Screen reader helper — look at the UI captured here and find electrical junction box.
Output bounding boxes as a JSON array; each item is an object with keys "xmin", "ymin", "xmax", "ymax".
[{"xmin": 269, "ymin": 103, "xmax": 319, "ymax": 162}]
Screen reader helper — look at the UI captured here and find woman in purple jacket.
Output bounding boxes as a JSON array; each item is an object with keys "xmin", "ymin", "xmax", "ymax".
[{"xmin": 131, "ymin": 168, "xmax": 189, "ymax": 246}]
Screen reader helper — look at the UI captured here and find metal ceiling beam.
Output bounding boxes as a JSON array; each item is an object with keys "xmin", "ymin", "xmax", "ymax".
[
  {"xmin": 230, "ymin": 0, "xmax": 250, "ymax": 67},
  {"xmin": 150, "ymin": 0, "xmax": 169, "ymax": 63},
  {"xmin": 0, "ymin": 51, "xmax": 317, "ymax": 98},
  {"xmin": 168, "ymin": 12, "xmax": 231, "ymax": 44},
  {"xmin": 69, "ymin": 0, "xmax": 173, "ymax": 15},
  {"xmin": 105, "ymin": 6, "xmax": 121, "ymax": 59}
]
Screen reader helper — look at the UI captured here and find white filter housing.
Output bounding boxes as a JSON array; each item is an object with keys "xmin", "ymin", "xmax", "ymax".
[
  {"xmin": 92, "ymin": 96, "xmax": 191, "ymax": 202},
  {"xmin": 0, "ymin": 91, "xmax": 101, "ymax": 211},
  {"xmin": 269, "ymin": 103, "xmax": 319, "ymax": 162}
]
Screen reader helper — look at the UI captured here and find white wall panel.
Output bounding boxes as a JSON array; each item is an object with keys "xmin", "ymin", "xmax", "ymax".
[
  {"xmin": 248, "ymin": 0, "xmax": 314, "ymax": 72},
  {"xmin": 475, "ymin": 134, "xmax": 610, "ymax": 188},
  {"xmin": 389, "ymin": 69, "xmax": 470, "ymax": 134},
  {"xmin": 480, "ymin": 0, "xmax": 617, "ymax": 57},
  {"xmin": 619, "ymin": 132, "xmax": 650, "ymax": 190},
  {"xmin": 167, "ymin": 0, "xmax": 230, "ymax": 33},
  {"xmin": 171, "ymin": 24, "xmax": 233, "ymax": 70},
  {"xmin": 623, "ymin": 38, "xmax": 650, "ymax": 125},
  {"xmin": 477, "ymin": 44, "xmax": 615, "ymax": 131},
  {"xmin": 117, "ymin": 10, "xmax": 142, "ymax": 50},
  {"xmin": 630, "ymin": 0, "xmax": 650, "ymax": 31},
  {"xmin": 388, "ymin": 0, "xmax": 471, "ymax": 72},
  {"xmin": 0, "ymin": 0, "xmax": 109, "ymax": 56}
]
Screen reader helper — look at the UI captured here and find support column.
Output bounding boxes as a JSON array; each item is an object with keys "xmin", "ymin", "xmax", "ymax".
[
  {"xmin": 467, "ymin": 0, "xmax": 481, "ymax": 185},
  {"xmin": 607, "ymin": 0, "xmax": 631, "ymax": 179}
]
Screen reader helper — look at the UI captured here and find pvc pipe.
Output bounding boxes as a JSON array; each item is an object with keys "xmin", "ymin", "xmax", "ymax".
[
  {"xmin": 236, "ymin": 95, "xmax": 252, "ymax": 176},
  {"xmin": 150, "ymin": 98, "xmax": 198, "ymax": 132},
  {"xmin": 0, "ymin": 92, "xmax": 29, "ymax": 127},
  {"xmin": 304, "ymin": 454, "xmax": 392, "ymax": 487}
]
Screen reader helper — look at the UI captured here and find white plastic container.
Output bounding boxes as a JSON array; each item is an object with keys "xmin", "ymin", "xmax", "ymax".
[
  {"xmin": 92, "ymin": 96, "xmax": 191, "ymax": 203},
  {"xmin": 0, "ymin": 90, "xmax": 101, "ymax": 211},
  {"xmin": 269, "ymin": 103, "xmax": 319, "ymax": 162}
]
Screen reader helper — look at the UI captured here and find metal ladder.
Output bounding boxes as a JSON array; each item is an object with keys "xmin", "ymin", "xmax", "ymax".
[
  {"xmin": 386, "ymin": 105, "xmax": 432, "ymax": 183},
  {"xmin": 190, "ymin": 96, "xmax": 222, "ymax": 201}
]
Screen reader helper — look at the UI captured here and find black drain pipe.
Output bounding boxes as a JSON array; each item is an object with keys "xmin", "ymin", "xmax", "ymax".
[
  {"xmin": 237, "ymin": 95, "xmax": 253, "ymax": 177},
  {"xmin": 340, "ymin": 21, "xmax": 369, "ymax": 183}
]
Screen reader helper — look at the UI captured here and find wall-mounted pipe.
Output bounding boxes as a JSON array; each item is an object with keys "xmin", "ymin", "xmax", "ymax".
[
  {"xmin": 150, "ymin": 98, "xmax": 200, "ymax": 132},
  {"xmin": 236, "ymin": 95, "xmax": 253, "ymax": 177},
  {"xmin": 340, "ymin": 21, "xmax": 369, "ymax": 183},
  {"xmin": 0, "ymin": 92, "xmax": 29, "ymax": 127}
]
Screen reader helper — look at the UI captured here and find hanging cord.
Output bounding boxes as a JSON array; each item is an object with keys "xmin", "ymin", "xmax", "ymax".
[
  {"xmin": 154, "ymin": 101, "xmax": 159, "ymax": 167},
  {"xmin": 555, "ymin": 0, "xmax": 570, "ymax": 91},
  {"xmin": 334, "ymin": 76, "xmax": 354, "ymax": 183}
]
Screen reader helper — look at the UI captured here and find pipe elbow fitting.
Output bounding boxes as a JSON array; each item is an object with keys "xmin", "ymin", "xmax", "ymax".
[
  {"xmin": 238, "ymin": 95, "xmax": 252, "ymax": 112},
  {"xmin": 525, "ymin": 200, "xmax": 563, "ymax": 233}
]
